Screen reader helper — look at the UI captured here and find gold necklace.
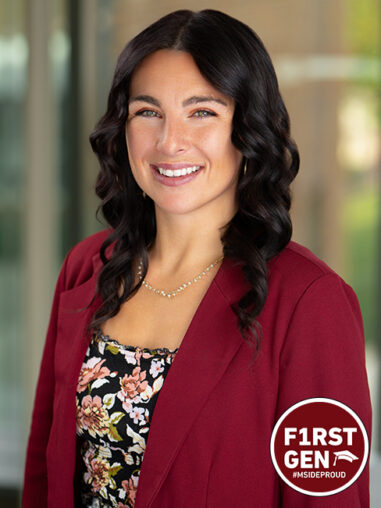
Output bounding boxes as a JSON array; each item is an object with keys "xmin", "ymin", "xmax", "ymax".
[{"xmin": 137, "ymin": 256, "xmax": 224, "ymax": 299}]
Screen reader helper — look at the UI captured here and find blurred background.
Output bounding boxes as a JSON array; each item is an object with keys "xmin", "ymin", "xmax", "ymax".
[{"xmin": 0, "ymin": 0, "xmax": 380, "ymax": 506}]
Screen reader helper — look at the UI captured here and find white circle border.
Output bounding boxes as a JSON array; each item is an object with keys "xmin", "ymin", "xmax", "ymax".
[{"xmin": 270, "ymin": 397, "xmax": 369, "ymax": 497}]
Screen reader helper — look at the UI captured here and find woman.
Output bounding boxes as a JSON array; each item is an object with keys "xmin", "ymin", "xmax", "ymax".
[{"xmin": 23, "ymin": 9, "xmax": 371, "ymax": 508}]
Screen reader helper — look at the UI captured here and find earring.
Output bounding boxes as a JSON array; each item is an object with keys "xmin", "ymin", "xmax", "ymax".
[
  {"xmin": 243, "ymin": 160, "xmax": 248, "ymax": 176},
  {"xmin": 142, "ymin": 191, "xmax": 146, "ymax": 199}
]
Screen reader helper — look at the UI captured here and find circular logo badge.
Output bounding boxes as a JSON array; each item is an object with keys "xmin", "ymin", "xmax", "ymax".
[{"xmin": 270, "ymin": 398, "xmax": 369, "ymax": 496}]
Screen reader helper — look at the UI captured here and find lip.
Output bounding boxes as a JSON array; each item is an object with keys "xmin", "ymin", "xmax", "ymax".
[{"xmin": 150, "ymin": 163, "xmax": 204, "ymax": 187}]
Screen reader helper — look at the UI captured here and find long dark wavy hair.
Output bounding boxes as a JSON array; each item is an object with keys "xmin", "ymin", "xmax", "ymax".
[{"xmin": 89, "ymin": 9, "xmax": 300, "ymax": 354}]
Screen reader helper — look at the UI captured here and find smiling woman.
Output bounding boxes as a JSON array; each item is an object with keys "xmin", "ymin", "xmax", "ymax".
[{"xmin": 23, "ymin": 9, "xmax": 371, "ymax": 508}]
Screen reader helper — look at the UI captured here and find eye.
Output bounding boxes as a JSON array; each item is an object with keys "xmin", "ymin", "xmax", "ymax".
[
  {"xmin": 135, "ymin": 109, "xmax": 161, "ymax": 118},
  {"xmin": 192, "ymin": 110, "xmax": 217, "ymax": 118}
]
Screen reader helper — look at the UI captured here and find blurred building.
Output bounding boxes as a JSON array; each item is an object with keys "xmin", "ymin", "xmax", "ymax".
[{"xmin": 0, "ymin": 0, "xmax": 380, "ymax": 506}]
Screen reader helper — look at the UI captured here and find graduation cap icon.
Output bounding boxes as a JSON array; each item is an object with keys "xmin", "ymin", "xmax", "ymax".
[{"xmin": 333, "ymin": 450, "xmax": 359, "ymax": 466}]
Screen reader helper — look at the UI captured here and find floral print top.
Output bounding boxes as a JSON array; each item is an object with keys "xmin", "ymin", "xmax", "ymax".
[{"xmin": 76, "ymin": 329, "xmax": 179, "ymax": 508}]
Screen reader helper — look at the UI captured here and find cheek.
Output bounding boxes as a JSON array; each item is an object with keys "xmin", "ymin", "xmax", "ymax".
[
  {"xmin": 125, "ymin": 125, "xmax": 156, "ymax": 161},
  {"xmin": 194, "ymin": 125, "xmax": 229, "ymax": 154},
  {"xmin": 198, "ymin": 127, "xmax": 239, "ymax": 165}
]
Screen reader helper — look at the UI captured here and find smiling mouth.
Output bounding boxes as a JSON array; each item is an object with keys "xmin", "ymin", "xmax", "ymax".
[{"xmin": 153, "ymin": 165, "xmax": 202, "ymax": 178}]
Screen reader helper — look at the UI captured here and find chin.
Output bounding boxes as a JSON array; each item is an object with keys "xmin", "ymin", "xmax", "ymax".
[{"xmin": 153, "ymin": 196, "xmax": 204, "ymax": 216}]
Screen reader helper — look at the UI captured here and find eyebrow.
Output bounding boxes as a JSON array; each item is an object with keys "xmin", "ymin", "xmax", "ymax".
[
  {"xmin": 129, "ymin": 95, "xmax": 161, "ymax": 107},
  {"xmin": 183, "ymin": 95, "xmax": 228, "ymax": 107},
  {"xmin": 128, "ymin": 94, "xmax": 228, "ymax": 108}
]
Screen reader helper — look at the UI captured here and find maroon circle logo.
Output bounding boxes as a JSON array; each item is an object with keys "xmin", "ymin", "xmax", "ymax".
[{"xmin": 270, "ymin": 398, "xmax": 369, "ymax": 496}]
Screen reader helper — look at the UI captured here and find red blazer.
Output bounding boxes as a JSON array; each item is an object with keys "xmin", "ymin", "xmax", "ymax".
[{"xmin": 23, "ymin": 231, "xmax": 372, "ymax": 507}]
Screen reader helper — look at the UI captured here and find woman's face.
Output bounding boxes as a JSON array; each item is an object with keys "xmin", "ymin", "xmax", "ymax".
[{"xmin": 126, "ymin": 49, "xmax": 243, "ymax": 219}]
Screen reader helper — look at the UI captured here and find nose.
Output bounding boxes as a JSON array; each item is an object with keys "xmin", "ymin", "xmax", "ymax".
[{"xmin": 156, "ymin": 117, "xmax": 190, "ymax": 156}]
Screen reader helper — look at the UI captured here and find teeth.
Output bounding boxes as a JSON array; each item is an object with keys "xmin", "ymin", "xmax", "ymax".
[{"xmin": 157, "ymin": 166, "xmax": 201, "ymax": 177}]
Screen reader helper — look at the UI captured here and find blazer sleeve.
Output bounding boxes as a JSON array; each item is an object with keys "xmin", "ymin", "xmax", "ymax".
[
  {"xmin": 22, "ymin": 254, "xmax": 69, "ymax": 507},
  {"xmin": 276, "ymin": 273, "xmax": 372, "ymax": 507}
]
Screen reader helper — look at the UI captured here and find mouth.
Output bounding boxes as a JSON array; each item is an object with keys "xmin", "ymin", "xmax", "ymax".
[{"xmin": 151, "ymin": 164, "xmax": 203, "ymax": 178}]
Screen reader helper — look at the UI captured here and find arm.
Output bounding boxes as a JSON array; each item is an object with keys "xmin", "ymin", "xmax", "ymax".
[
  {"xmin": 277, "ymin": 274, "xmax": 372, "ymax": 507},
  {"xmin": 22, "ymin": 255, "xmax": 69, "ymax": 507}
]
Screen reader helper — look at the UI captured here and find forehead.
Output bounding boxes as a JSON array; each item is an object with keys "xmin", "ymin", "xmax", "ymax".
[{"xmin": 129, "ymin": 49, "xmax": 234, "ymax": 107}]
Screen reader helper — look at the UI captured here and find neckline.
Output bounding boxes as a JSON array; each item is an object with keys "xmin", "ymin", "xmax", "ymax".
[{"xmin": 94, "ymin": 328, "xmax": 180, "ymax": 355}]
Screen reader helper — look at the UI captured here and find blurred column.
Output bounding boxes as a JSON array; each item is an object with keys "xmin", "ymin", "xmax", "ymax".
[
  {"xmin": 79, "ymin": 0, "xmax": 99, "ymax": 237},
  {"xmin": 61, "ymin": 0, "xmax": 81, "ymax": 254},
  {"xmin": 62, "ymin": 0, "xmax": 99, "ymax": 251},
  {"xmin": 25, "ymin": 0, "xmax": 56, "ymax": 420}
]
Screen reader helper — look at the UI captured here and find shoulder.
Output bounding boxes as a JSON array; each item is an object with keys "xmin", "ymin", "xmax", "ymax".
[
  {"xmin": 62, "ymin": 229, "xmax": 111, "ymax": 290},
  {"xmin": 267, "ymin": 241, "xmax": 360, "ymax": 319},
  {"xmin": 269, "ymin": 240, "xmax": 341, "ymax": 292},
  {"xmin": 218, "ymin": 240, "xmax": 354, "ymax": 308},
  {"xmin": 66, "ymin": 229, "xmax": 110, "ymax": 263},
  {"xmin": 271, "ymin": 241, "xmax": 334, "ymax": 279}
]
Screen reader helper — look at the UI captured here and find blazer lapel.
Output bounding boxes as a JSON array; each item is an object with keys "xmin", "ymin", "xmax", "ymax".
[
  {"xmin": 135, "ymin": 259, "xmax": 249, "ymax": 508},
  {"xmin": 56, "ymin": 252, "xmax": 102, "ymax": 392}
]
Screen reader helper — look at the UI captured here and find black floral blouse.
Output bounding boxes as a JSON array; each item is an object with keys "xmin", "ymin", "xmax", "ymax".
[{"xmin": 75, "ymin": 329, "xmax": 178, "ymax": 508}]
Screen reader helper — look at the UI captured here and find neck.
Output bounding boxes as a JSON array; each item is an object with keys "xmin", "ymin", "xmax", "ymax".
[{"xmin": 148, "ymin": 204, "xmax": 235, "ymax": 274}]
